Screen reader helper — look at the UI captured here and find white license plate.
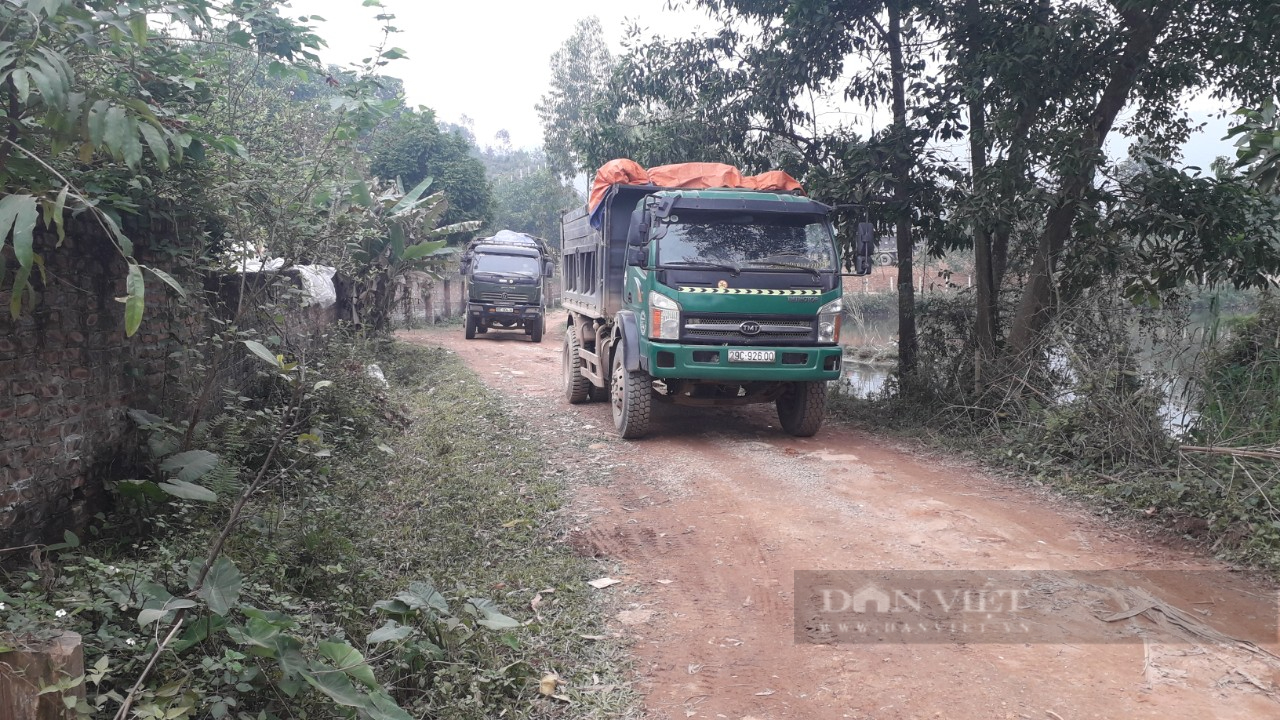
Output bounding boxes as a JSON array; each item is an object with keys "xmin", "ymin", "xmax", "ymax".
[
  {"xmin": 492, "ymin": 307, "xmax": 514, "ymax": 313},
  {"xmin": 728, "ymin": 350, "xmax": 775, "ymax": 363}
]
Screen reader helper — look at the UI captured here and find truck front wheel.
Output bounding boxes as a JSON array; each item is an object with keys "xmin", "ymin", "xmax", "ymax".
[
  {"xmin": 776, "ymin": 381, "xmax": 827, "ymax": 437},
  {"xmin": 530, "ymin": 317, "xmax": 543, "ymax": 343},
  {"xmin": 464, "ymin": 313, "xmax": 477, "ymax": 340},
  {"xmin": 563, "ymin": 326, "xmax": 590, "ymax": 404},
  {"xmin": 610, "ymin": 347, "xmax": 651, "ymax": 439}
]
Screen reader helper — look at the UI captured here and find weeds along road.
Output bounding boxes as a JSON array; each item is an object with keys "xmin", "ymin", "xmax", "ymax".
[{"xmin": 400, "ymin": 311, "xmax": 1280, "ymax": 720}]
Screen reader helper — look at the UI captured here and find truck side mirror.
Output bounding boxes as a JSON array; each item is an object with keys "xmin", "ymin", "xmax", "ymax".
[
  {"xmin": 544, "ymin": 259, "xmax": 555, "ymax": 277},
  {"xmin": 627, "ymin": 247, "xmax": 646, "ymax": 267},
  {"xmin": 853, "ymin": 222, "xmax": 875, "ymax": 275}
]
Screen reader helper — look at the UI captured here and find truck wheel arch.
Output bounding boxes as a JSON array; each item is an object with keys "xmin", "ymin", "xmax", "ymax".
[{"xmin": 614, "ymin": 311, "xmax": 641, "ymax": 372}]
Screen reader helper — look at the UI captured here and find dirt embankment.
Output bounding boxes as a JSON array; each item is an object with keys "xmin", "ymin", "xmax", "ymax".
[{"xmin": 400, "ymin": 313, "xmax": 1280, "ymax": 720}]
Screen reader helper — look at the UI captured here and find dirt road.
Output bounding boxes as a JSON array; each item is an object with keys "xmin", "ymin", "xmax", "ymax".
[{"xmin": 401, "ymin": 313, "xmax": 1280, "ymax": 720}]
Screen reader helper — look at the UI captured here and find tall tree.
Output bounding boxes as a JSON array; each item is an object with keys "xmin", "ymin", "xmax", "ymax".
[{"xmin": 537, "ymin": 16, "xmax": 615, "ymax": 180}]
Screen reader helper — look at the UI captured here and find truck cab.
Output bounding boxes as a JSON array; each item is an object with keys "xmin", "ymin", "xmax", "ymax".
[{"xmin": 461, "ymin": 230, "xmax": 554, "ymax": 342}]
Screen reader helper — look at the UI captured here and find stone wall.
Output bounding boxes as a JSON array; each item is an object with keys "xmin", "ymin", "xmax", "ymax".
[
  {"xmin": 0, "ymin": 222, "xmax": 333, "ymax": 547},
  {"xmin": 393, "ymin": 273, "xmax": 564, "ymax": 327}
]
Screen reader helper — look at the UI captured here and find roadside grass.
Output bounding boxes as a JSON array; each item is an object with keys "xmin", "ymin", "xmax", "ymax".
[
  {"xmin": 360, "ymin": 341, "xmax": 639, "ymax": 718},
  {"xmin": 0, "ymin": 337, "xmax": 636, "ymax": 720}
]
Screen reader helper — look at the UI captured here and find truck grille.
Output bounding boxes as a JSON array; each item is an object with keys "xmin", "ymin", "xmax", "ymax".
[
  {"xmin": 682, "ymin": 316, "xmax": 816, "ymax": 344},
  {"xmin": 480, "ymin": 291, "xmax": 531, "ymax": 303}
]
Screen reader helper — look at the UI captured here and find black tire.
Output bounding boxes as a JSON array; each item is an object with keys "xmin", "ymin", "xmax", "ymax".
[
  {"xmin": 563, "ymin": 326, "xmax": 590, "ymax": 404},
  {"xmin": 464, "ymin": 313, "xmax": 477, "ymax": 340},
  {"xmin": 776, "ymin": 381, "xmax": 828, "ymax": 437},
  {"xmin": 610, "ymin": 345, "xmax": 651, "ymax": 439},
  {"xmin": 530, "ymin": 318, "xmax": 543, "ymax": 343},
  {"xmin": 477, "ymin": 324, "xmax": 487, "ymax": 334}
]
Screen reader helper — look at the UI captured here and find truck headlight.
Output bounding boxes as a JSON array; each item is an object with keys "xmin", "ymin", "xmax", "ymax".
[
  {"xmin": 649, "ymin": 291, "xmax": 681, "ymax": 340},
  {"xmin": 817, "ymin": 296, "xmax": 843, "ymax": 343}
]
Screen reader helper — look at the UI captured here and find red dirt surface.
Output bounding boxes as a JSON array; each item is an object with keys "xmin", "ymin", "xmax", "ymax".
[{"xmin": 400, "ymin": 312, "xmax": 1280, "ymax": 720}]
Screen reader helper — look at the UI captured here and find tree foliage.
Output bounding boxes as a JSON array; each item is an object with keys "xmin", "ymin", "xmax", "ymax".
[
  {"xmin": 541, "ymin": 0, "xmax": 1280, "ymax": 391},
  {"xmin": 481, "ymin": 143, "xmax": 582, "ymax": 245},
  {"xmin": 536, "ymin": 16, "xmax": 616, "ymax": 180},
  {"xmin": 368, "ymin": 108, "xmax": 493, "ymax": 234}
]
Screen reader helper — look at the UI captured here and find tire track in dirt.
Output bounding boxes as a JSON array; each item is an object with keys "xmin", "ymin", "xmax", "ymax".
[{"xmin": 401, "ymin": 314, "xmax": 1280, "ymax": 720}]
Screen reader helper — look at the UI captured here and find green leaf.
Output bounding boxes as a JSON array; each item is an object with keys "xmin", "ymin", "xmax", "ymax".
[
  {"xmin": 389, "ymin": 224, "xmax": 405, "ymax": 260},
  {"xmin": 100, "ymin": 209, "xmax": 132, "ymax": 257},
  {"xmin": 11, "ymin": 68, "xmax": 28, "ymax": 103},
  {"xmin": 242, "ymin": 340, "xmax": 282, "ymax": 368},
  {"xmin": 394, "ymin": 580, "xmax": 450, "ymax": 615},
  {"xmin": 129, "ymin": 14, "xmax": 148, "ymax": 45},
  {"xmin": 372, "ymin": 598, "xmax": 413, "ymax": 616},
  {"xmin": 428, "ymin": 220, "xmax": 483, "ymax": 238},
  {"xmin": 363, "ymin": 692, "xmax": 414, "ymax": 720},
  {"xmin": 466, "ymin": 598, "xmax": 521, "ymax": 630},
  {"xmin": 124, "ymin": 263, "xmax": 144, "ymax": 336},
  {"xmin": 400, "ymin": 240, "xmax": 448, "ymax": 262},
  {"xmin": 318, "ymin": 641, "xmax": 378, "ymax": 689},
  {"xmin": 103, "ymin": 105, "xmax": 130, "ymax": 158},
  {"xmin": 9, "ymin": 264, "xmax": 32, "ymax": 319},
  {"xmin": 157, "ymin": 479, "xmax": 217, "ymax": 502},
  {"xmin": 159, "ymin": 449, "xmax": 219, "ymax": 482},
  {"xmin": 137, "ymin": 123, "xmax": 169, "ymax": 170},
  {"xmin": 350, "ymin": 180, "xmax": 372, "ymax": 208},
  {"xmin": 388, "ymin": 175, "xmax": 433, "ymax": 216},
  {"xmin": 138, "ymin": 598, "xmax": 196, "ymax": 627},
  {"xmin": 366, "ymin": 621, "xmax": 413, "ymax": 645},
  {"xmin": 0, "ymin": 193, "xmax": 39, "ymax": 267},
  {"xmin": 62, "ymin": 530, "xmax": 79, "ymax": 548},
  {"xmin": 302, "ymin": 666, "xmax": 365, "ymax": 708},
  {"xmin": 381, "ymin": 47, "xmax": 408, "ymax": 60},
  {"xmin": 51, "ymin": 185, "xmax": 68, "ymax": 245},
  {"xmin": 86, "ymin": 100, "xmax": 110, "ymax": 147},
  {"xmin": 196, "ymin": 557, "xmax": 243, "ymax": 616},
  {"xmin": 143, "ymin": 265, "xmax": 186, "ymax": 298},
  {"xmin": 172, "ymin": 615, "xmax": 228, "ymax": 653}
]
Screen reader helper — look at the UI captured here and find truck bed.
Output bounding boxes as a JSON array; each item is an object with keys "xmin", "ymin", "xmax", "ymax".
[{"xmin": 561, "ymin": 185, "xmax": 652, "ymax": 320}]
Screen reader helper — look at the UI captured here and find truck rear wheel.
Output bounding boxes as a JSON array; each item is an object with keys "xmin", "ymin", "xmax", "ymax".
[
  {"xmin": 530, "ymin": 318, "xmax": 543, "ymax": 343},
  {"xmin": 563, "ymin": 326, "xmax": 590, "ymax": 404},
  {"xmin": 610, "ymin": 347, "xmax": 651, "ymax": 439},
  {"xmin": 464, "ymin": 313, "xmax": 477, "ymax": 340},
  {"xmin": 776, "ymin": 381, "xmax": 827, "ymax": 437}
]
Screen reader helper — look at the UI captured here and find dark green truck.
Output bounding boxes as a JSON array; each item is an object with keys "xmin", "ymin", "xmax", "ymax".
[
  {"xmin": 561, "ymin": 184, "xmax": 870, "ymax": 439},
  {"xmin": 460, "ymin": 230, "xmax": 555, "ymax": 342}
]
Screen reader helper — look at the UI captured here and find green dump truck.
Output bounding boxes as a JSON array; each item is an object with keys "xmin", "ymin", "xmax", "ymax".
[
  {"xmin": 561, "ymin": 175, "xmax": 869, "ymax": 439},
  {"xmin": 460, "ymin": 230, "xmax": 555, "ymax": 342}
]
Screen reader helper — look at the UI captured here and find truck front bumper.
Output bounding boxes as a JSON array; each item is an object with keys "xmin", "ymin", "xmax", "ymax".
[
  {"xmin": 468, "ymin": 303, "xmax": 543, "ymax": 326},
  {"xmin": 639, "ymin": 340, "xmax": 842, "ymax": 382}
]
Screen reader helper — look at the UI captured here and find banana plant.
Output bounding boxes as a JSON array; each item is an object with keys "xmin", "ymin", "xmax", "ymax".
[{"xmin": 341, "ymin": 174, "xmax": 481, "ymax": 331}]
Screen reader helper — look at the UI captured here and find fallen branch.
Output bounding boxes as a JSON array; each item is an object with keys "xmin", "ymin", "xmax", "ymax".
[{"xmin": 1179, "ymin": 445, "xmax": 1280, "ymax": 462}]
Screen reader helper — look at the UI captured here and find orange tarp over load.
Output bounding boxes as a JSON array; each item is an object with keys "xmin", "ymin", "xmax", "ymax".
[
  {"xmin": 742, "ymin": 170, "xmax": 804, "ymax": 194},
  {"xmin": 646, "ymin": 162, "xmax": 744, "ymax": 189},
  {"xmin": 587, "ymin": 159, "xmax": 804, "ymax": 222},
  {"xmin": 587, "ymin": 158, "xmax": 649, "ymax": 222}
]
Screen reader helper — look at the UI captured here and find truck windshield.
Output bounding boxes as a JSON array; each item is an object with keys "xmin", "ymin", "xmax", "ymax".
[
  {"xmin": 654, "ymin": 212, "xmax": 837, "ymax": 272},
  {"xmin": 473, "ymin": 254, "xmax": 540, "ymax": 276}
]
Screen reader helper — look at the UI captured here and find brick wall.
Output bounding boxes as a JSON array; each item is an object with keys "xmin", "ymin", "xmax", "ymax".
[{"xmin": 0, "ymin": 222, "xmax": 333, "ymax": 548}]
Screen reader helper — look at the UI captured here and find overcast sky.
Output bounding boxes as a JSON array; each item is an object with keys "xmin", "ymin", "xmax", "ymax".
[
  {"xmin": 295, "ymin": 0, "xmax": 705, "ymax": 150},
  {"xmin": 293, "ymin": 0, "xmax": 1239, "ymax": 170}
]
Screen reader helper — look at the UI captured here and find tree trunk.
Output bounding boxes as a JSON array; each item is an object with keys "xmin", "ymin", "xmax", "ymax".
[
  {"xmin": 1005, "ymin": 6, "xmax": 1172, "ymax": 359},
  {"xmin": 970, "ymin": 96, "xmax": 995, "ymax": 391},
  {"xmin": 0, "ymin": 632, "xmax": 85, "ymax": 719},
  {"xmin": 966, "ymin": 0, "xmax": 995, "ymax": 391},
  {"xmin": 887, "ymin": 2, "xmax": 918, "ymax": 378}
]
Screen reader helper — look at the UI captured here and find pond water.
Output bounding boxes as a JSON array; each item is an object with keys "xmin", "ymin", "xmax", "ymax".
[{"xmin": 835, "ymin": 308, "xmax": 1248, "ymax": 438}]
